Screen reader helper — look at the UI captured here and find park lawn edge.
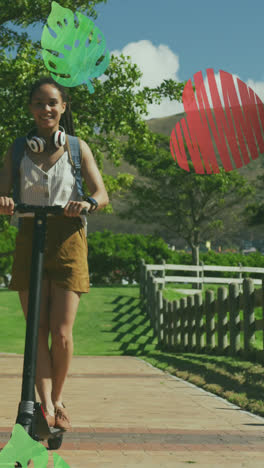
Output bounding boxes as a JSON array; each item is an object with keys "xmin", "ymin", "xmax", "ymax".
[{"xmin": 138, "ymin": 350, "xmax": 264, "ymax": 418}]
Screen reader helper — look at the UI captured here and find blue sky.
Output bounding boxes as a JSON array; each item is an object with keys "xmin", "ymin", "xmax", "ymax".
[
  {"xmin": 10, "ymin": 0, "xmax": 264, "ymax": 118},
  {"xmin": 95, "ymin": 0, "xmax": 264, "ymax": 83}
]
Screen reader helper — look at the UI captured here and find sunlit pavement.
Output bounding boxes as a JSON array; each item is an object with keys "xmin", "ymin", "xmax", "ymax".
[{"xmin": 1, "ymin": 354, "xmax": 264, "ymax": 467}]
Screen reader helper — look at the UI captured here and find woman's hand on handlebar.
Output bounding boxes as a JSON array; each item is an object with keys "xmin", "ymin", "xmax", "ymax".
[
  {"xmin": 0, "ymin": 196, "xmax": 15, "ymax": 215},
  {"xmin": 64, "ymin": 200, "xmax": 90, "ymax": 217}
]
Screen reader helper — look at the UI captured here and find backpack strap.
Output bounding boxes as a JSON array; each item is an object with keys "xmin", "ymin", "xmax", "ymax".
[
  {"xmin": 66, "ymin": 135, "xmax": 84, "ymax": 197},
  {"xmin": 12, "ymin": 137, "xmax": 27, "ymax": 204}
]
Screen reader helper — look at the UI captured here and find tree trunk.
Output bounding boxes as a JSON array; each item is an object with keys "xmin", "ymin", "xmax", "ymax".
[
  {"xmin": 191, "ymin": 245, "xmax": 199, "ymax": 266},
  {"xmin": 191, "ymin": 244, "xmax": 200, "ymax": 289}
]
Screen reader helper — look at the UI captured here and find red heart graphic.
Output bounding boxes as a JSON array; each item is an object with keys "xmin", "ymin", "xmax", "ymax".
[{"xmin": 170, "ymin": 69, "xmax": 264, "ymax": 173}]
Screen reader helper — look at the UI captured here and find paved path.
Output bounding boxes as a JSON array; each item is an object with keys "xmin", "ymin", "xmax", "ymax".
[{"xmin": 0, "ymin": 354, "xmax": 264, "ymax": 467}]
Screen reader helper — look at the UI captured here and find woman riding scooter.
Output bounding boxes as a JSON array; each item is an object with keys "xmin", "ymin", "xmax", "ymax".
[{"xmin": 0, "ymin": 76, "xmax": 109, "ymax": 431}]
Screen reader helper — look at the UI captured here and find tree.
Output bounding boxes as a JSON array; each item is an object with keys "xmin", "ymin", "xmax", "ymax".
[
  {"xmin": 0, "ymin": 1, "xmax": 107, "ymax": 45},
  {"xmin": 245, "ymin": 173, "xmax": 264, "ymax": 226},
  {"xmin": 0, "ymin": 1, "xmax": 185, "ymax": 203},
  {"xmin": 120, "ymin": 133, "xmax": 255, "ymax": 264}
]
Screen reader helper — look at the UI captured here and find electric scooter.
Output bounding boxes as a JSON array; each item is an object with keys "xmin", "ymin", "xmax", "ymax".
[{"xmin": 9, "ymin": 204, "xmax": 87, "ymax": 466}]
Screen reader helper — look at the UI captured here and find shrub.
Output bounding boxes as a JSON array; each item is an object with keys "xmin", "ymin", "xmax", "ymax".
[
  {"xmin": 0, "ymin": 223, "xmax": 17, "ymax": 278},
  {"xmin": 87, "ymin": 232, "xmax": 264, "ymax": 284},
  {"xmin": 200, "ymin": 250, "xmax": 264, "ymax": 279},
  {"xmin": 87, "ymin": 230, "xmax": 176, "ymax": 284}
]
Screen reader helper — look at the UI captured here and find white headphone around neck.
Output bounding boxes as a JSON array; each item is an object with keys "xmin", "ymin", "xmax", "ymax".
[{"xmin": 26, "ymin": 126, "xmax": 66, "ymax": 153}]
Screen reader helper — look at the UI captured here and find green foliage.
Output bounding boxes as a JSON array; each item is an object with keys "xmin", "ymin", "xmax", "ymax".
[
  {"xmin": 0, "ymin": 223, "xmax": 17, "ymax": 276},
  {"xmin": 0, "ymin": 0, "xmax": 106, "ymax": 30},
  {"xmin": 245, "ymin": 202, "xmax": 264, "ymax": 226},
  {"xmin": 121, "ymin": 133, "xmax": 255, "ymax": 261},
  {"xmin": 201, "ymin": 250, "xmax": 264, "ymax": 279},
  {"xmin": 88, "ymin": 230, "xmax": 176, "ymax": 284},
  {"xmin": 87, "ymin": 232, "xmax": 264, "ymax": 284}
]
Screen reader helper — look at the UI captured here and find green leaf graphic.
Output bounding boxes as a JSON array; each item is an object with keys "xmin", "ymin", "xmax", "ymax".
[
  {"xmin": 41, "ymin": 1, "xmax": 110, "ymax": 93},
  {"xmin": 0, "ymin": 424, "xmax": 48, "ymax": 467},
  {"xmin": 53, "ymin": 452, "xmax": 71, "ymax": 467}
]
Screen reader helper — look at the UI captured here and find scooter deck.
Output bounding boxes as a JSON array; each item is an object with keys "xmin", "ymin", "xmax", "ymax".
[{"xmin": 35, "ymin": 403, "xmax": 64, "ymax": 440}]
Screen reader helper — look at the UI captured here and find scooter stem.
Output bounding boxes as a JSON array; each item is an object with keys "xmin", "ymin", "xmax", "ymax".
[{"xmin": 16, "ymin": 213, "xmax": 47, "ymax": 435}]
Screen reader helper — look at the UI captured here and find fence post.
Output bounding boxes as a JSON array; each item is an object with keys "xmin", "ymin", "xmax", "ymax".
[
  {"xmin": 139, "ymin": 258, "xmax": 146, "ymax": 299},
  {"xmin": 262, "ymin": 278, "xmax": 264, "ymax": 352},
  {"xmin": 243, "ymin": 278, "xmax": 255, "ymax": 354},
  {"xmin": 229, "ymin": 283, "xmax": 241, "ymax": 355},
  {"xmin": 238, "ymin": 262, "xmax": 243, "ymax": 292},
  {"xmin": 149, "ymin": 274, "xmax": 155, "ymax": 329},
  {"xmin": 217, "ymin": 286, "xmax": 228, "ymax": 353},
  {"xmin": 156, "ymin": 289, "xmax": 164, "ymax": 345},
  {"xmin": 180, "ymin": 297, "xmax": 188, "ymax": 351},
  {"xmin": 199, "ymin": 261, "xmax": 204, "ymax": 291},
  {"xmin": 167, "ymin": 300, "xmax": 174, "ymax": 348},
  {"xmin": 151, "ymin": 279, "xmax": 159, "ymax": 336},
  {"xmin": 194, "ymin": 293, "xmax": 204, "ymax": 351},
  {"xmin": 205, "ymin": 290, "xmax": 215, "ymax": 349},
  {"xmin": 187, "ymin": 295, "xmax": 195, "ymax": 351},
  {"xmin": 146, "ymin": 270, "xmax": 153, "ymax": 320},
  {"xmin": 162, "ymin": 258, "xmax": 166, "ymax": 280},
  {"xmin": 173, "ymin": 299, "xmax": 181, "ymax": 348},
  {"xmin": 163, "ymin": 298, "xmax": 169, "ymax": 347}
]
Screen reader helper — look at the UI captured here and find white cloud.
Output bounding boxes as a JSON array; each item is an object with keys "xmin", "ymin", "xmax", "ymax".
[
  {"xmin": 111, "ymin": 40, "xmax": 264, "ymax": 120},
  {"xmin": 184, "ymin": 71, "xmax": 264, "ymax": 111},
  {"xmin": 111, "ymin": 40, "xmax": 183, "ymax": 119},
  {"xmin": 246, "ymin": 79, "xmax": 264, "ymax": 102}
]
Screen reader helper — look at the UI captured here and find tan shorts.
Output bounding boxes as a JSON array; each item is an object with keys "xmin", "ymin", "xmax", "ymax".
[{"xmin": 9, "ymin": 216, "xmax": 89, "ymax": 293}]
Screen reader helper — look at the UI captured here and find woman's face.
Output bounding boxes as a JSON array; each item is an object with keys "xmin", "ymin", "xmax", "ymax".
[{"xmin": 29, "ymin": 84, "xmax": 66, "ymax": 131}]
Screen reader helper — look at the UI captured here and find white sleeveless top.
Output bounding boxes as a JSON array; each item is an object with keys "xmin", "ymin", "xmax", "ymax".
[
  {"xmin": 14, "ymin": 150, "xmax": 87, "ymax": 229},
  {"xmin": 20, "ymin": 150, "xmax": 81, "ymax": 205}
]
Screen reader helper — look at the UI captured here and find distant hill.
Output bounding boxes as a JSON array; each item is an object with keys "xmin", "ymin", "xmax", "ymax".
[
  {"xmin": 146, "ymin": 113, "xmax": 185, "ymax": 136},
  {"xmin": 88, "ymin": 112, "xmax": 264, "ymax": 248},
  {"xmin": 147, "ymin": 112, "xmax": 264, "ymax": 180}
]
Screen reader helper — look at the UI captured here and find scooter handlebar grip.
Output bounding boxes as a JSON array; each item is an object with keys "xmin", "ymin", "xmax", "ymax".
[{"xmin": 80, "ymin": 208, "xmax": 89, "ymax": 216}]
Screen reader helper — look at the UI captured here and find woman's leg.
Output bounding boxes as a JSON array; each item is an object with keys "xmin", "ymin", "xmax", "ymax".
[
  {"xmin": 19, "ymin": 280, "xmax": 55, "ymax": 416},
  {"xmin": 49, "ymin": 282, "xmax": 80, "ymax": 406}
]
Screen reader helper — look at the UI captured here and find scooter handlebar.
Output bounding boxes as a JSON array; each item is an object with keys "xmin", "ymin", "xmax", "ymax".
[{"xmin": 14, "ymin": 204, "xmax": 89, "ymax": 216}]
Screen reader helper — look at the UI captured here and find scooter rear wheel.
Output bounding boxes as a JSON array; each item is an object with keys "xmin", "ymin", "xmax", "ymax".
[{"xmin": 47, "ymin": 434, "xmax": 63, "ymax": 450}]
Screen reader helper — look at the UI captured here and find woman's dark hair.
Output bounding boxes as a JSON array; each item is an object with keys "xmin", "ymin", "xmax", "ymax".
[{"xmin": 29, "ymin": 76, "xmax": 75, "ymax": 136}]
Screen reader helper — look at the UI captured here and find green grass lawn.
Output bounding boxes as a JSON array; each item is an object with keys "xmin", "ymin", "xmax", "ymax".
[
  {"xmin": 0, "ymin": 289, "xmax": 26, "ymax": 353},
  {"xmin": 0, "ymin": 286, "xmax": 157, "ymax": 355},
  {"xmin": 1, "ymin": 286, "xmax": 264, "ymax": 417},
  {"xmin": 74, "ymin": 285, "xmax": 157, "ymax": 355}
]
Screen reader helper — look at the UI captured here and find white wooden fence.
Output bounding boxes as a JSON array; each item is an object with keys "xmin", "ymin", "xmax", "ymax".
[
  {"xmin": 141, "ymin": 260, "xmax": 264, "ymax": 293},
  {"xmin": 140, "ymin": 259, "xmax": 264, "ymax": 361}
]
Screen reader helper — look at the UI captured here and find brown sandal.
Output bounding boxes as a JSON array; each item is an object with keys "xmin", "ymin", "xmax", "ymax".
[
  {"xmin": 54, "ymin": 403, "xmax": 72, "ymax": 431},
  {"xmin": 44, "ymin": 412, "xmax": 55, "ymax": 428}
]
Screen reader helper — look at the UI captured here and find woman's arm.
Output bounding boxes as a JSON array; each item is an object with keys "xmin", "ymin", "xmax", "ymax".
[
  {"xmin": 80, "ymin": 139, "xmax": 109, "ymax": 209},
  {"xmin": 0, "ymin": 146, "xmax": 14, "ymax": 215},
  {"xmin": 64, "ymin": 140, "xmax": 109, "ymax": 216}
]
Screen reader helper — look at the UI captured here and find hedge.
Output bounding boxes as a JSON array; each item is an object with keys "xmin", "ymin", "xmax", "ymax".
[
  {"xmin": 1, "ymin": 227, "xmax": 264, "ymax": 284},
  {"xmin": 87, "ymin": 231, "xmax": 264, "ymax": 284},
  {"xmin": 0, "ymin": 223, "xmax": 17, "ymax": 278},
  {"xmin": 87, "ymin": 230, "xmax": 176, "ymax": 284}
]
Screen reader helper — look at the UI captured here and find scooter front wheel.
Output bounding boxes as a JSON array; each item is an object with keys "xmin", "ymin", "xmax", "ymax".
[{"xmin": 48, "ymin": 434, "xmax": 63, "ymax": 450}]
